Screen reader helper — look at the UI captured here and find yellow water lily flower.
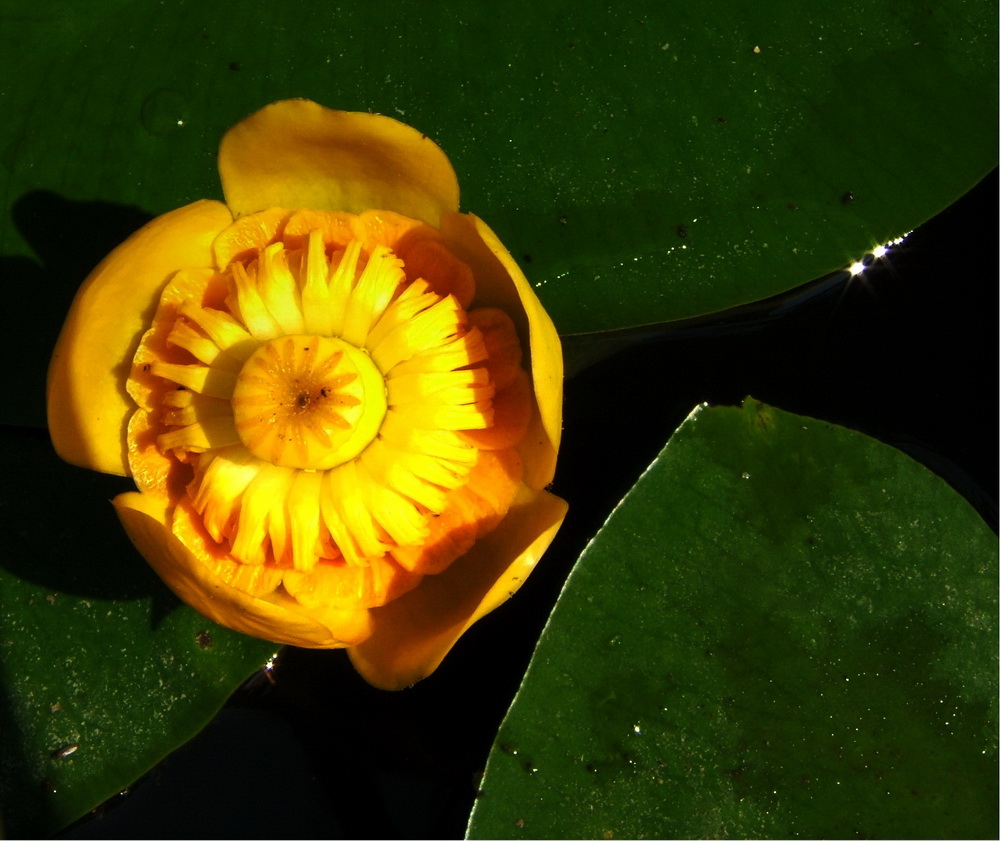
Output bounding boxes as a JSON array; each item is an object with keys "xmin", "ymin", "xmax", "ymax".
[{"xmin": 46, "ymin": 100, "xmax": 565, "ymax": 690}]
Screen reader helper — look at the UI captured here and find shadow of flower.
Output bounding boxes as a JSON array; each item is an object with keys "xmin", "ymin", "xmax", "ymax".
[{"xmin": 0, "ymin": 191, "xmax": 153, "ymax": 429}]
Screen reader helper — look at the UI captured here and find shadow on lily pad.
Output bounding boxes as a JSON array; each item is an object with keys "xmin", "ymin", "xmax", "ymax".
[
  {"xmin": 0, "ymin": 191, "xmax": 153, "ymax": 430},
  {"xmin": 0, "ymin": 426, "xmax": 178, "ymax": 611}
]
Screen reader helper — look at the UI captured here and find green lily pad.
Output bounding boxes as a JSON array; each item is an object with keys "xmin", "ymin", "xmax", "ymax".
[
  {"xmin": 467, "ymin": 400, "xmax": 998, "ymax": 839},
  {"xmin": 0, "ymin": 0, "xmax": 994, "ymax": 376},
  {"xmin": 0, "ymin": 432, "xmax": 277, "ymax": 838}
]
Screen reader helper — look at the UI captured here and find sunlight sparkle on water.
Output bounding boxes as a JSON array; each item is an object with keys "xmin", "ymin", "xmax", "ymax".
[{"xmin": 846, "ymin": 232, "xmax": 909, "ymax": 276}]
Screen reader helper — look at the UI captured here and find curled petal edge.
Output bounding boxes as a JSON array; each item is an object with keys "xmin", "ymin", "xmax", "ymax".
[
  {"xmin": 348, "ymin": 485, "xmax": 568, "ymax": 690},
  {"xmin": 219, "ymin": 99, "xmax": 460, "ymax": 228},
  {"xmin": 47, "ymin": 200, "xmax": 233, "ymax": 476},
  {"xmin": 439, "ymin": 213, "xmax": 563, "ymax": 490},
  {"xmin": 113, "ymin": 491, "xmax": 374, "ymax": 648}
]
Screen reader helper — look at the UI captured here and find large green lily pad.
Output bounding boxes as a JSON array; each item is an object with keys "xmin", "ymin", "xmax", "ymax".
[
  {"xmin": 468, "ymin": 400, "xmax": 997, "ymax": 839},
  {"xmin": 0, "ymin": 0, "xmax": 995, "ymax": 357}
]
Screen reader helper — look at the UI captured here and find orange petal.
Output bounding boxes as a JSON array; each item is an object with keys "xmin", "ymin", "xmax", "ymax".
[
  {"xmin": 125, "ymin": 409, "xmax": 188, "ymax": 500},
  {"xmin": 212, "ymin": 208, "xmax": 291, "ymax": 268},
  {"xmin": 283, "ymin": 554, "xmax": 423, "ymax": 610},
  {"xmin": 458, "ymin": 369, "xmax": 532, "ymax": 451},
  {"xmin": 398, "ymin": 237, "xmax": 475, "ymax": 309},
  {"xmin": 281, "ymin": 209, "xmax": 356, "ymax": 250},
  {"xmin": 391, "ymin": 448, "xmax": 523, "ymax": 576},
  {"xmin": 468, "ymin": 307, "xmax": 523, "ymax": 390},
  {"xmin": 47, "ymin": 200, "xmax": 233, "ymax": 476},
  {"xmin": 439, "ymin": 213, "xmax": 563, "ymax": 489},
  {"xmin": 218, "ymin": 100, "xmax": 460, "ymax": 227},
  {"xmin": 351, "ymin": 208, "xmax": 433, "ymax": 252},
  {"xmin": 128, "ymin": 267, "xmax": 222, "ymax": 414},
  {"xmin": 114, "ymin": 491, "xmax": 373, "ymax": 648},
  {"xmin": 349, "ymin": 485, "xmax": 568, "ymax": 690}
]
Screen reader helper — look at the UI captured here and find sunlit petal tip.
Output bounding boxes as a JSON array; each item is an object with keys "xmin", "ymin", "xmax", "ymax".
[
  {"xmin": 218, "ymin": 99, "xmax": 460, "ymax": 227},
  {"xmin": 112, "ymin": 492, "xmax": 372, "ymax": 648},
  {"xmin": 348, "ymin": 487, "xmax": 568, "ymax": 690},
  {"xmin": 47, "ymin": 200, "xmax": 233, "ymax": 476}
]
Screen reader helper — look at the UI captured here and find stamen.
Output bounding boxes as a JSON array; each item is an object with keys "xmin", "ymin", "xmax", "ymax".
[
  {"xmin": 378, "ymin": 411, "xmax": 479, "ymax": 463},
  {"xmin": 230, "ymin": 465, "xmax": 296, "ymax": 565},
  {"xmin": 149, "ymin": 362, "xmax": 237, "ymax": 399},
  {"xmin": 157, "ymin": 415, "xmax": 241, "ymax": 453},
  {"xmin": 393, "ymin": 399, "xmax": 493, "ymax": 431},
  {"xmin": 369, "ymin": 296, "xmax": 465, "ymax": 373},
  {"xmin": 361, "ymin": 439, "xmax": 450, "ymax": 513},
  {"xmin": 324, "ymin": 239, "xmax": 364, "ymax": 337},
  {"xmin": 287, "ymin": 470, "xmax": 325, "ymax": 572},
  {"xmin": 363, "ymin": 279, "xmax": 438, "ymax": 351},
  {"xmin": 342, "ymin": 246, "xmax": 405, "ymax": 347},
  {"xmin": 386, "ymin": 369, "xmax": 492, "ymax": 406},
  {"xmin": 318, "ymin": 486, "xmax": 357, "ymax": 566},
  {"xmin": 230, "ymin": 261, "xmax": 283, "ymax": 340},
  {"xmin": 267, "ymin": 490, "xmax": 292, "ymax": 566},
  {"xmin": 177, "ymin": 302, "xmax": 259, "ymax": 362},
  {"xmin": 161, "ymin": 393, "xmax": 230, "ymax": 428},
  {"xmin": 386, "ymin": 330, "xmax": 487, "ymax": 376},
  {"xmin": 321, "ymin": 462, "xmax": 388, "ymax": 565},
  {"xmin": 336, "ymin": 461, "xmax": 389, "ymax": 560},
  {"xmin": 258, "ymin": 243, "xmax": 306, "ymax": 335},
  {"xmin": 300, "ymin": 230, "xmax": 336, "ymax": 335},
  {"xmin": 355, "ymin": 459, "xmax": 429, "ymax": 546},
  {"xmin": 167, "ymin": 321, "xmax": 229, "ymax": 368},
  {"xmin": 162, "ymin": 388, "xmax": 196, "ymax": 408},
  {"xmin": 190, "ymin": 448, "xmax": 261, "ymax": 543}
]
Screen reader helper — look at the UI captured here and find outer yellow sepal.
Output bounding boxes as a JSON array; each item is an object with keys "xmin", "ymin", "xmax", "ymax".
[
  {"xmin": 113, "ymin": 491, "xmax": 374, "ymax": 647},
  {"xmin": 440, "ymin": 213, "xmax": 563, "ymax": 490},
  {"xmin": 48, "ymin": 101, "xmax": 567, "ymax": 690},
  {"xmin": 218, "ymin": 100, "xmax": 460, "ymax": 228},
  {"xmin": 47, "ymin": 200, "xmax": 233, "ymax": 475},
  {"xmin": 348, "ymin": 485, "xmax": 568, "ymax": 690}
]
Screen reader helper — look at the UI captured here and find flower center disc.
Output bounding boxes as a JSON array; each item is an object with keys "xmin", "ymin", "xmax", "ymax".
[{"xmin": 231, "ymin": 335, "xmax": 386, "ymax": 470}]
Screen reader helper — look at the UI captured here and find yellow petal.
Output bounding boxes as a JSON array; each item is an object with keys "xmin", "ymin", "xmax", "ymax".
[
  {"xmin": 218, "ymin": 100, "xmax": 460, "ymax": 227},
  {"xmin": 47, "ymin": 200, "xmax": 233, "ymax": 475},
  {"xmin": 113, "ymin": 491, "xmax": 373, "ymax": 648},
  {"xmin": 348, "ymin": 485, "xmax": 568, "ymax": 690},
  {"xmin": 439, "ymin": 213, "xmax": 563, "ymax": 489}
]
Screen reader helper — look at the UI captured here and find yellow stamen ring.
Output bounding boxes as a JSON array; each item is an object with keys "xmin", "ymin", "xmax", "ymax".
[
  {"xmin": 231, "ymin": 334, "xmax": 387, "ymax": 470},
  {"xmin": 129, "ymin": 219, "xmax": 523, "ymax": 584}
]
